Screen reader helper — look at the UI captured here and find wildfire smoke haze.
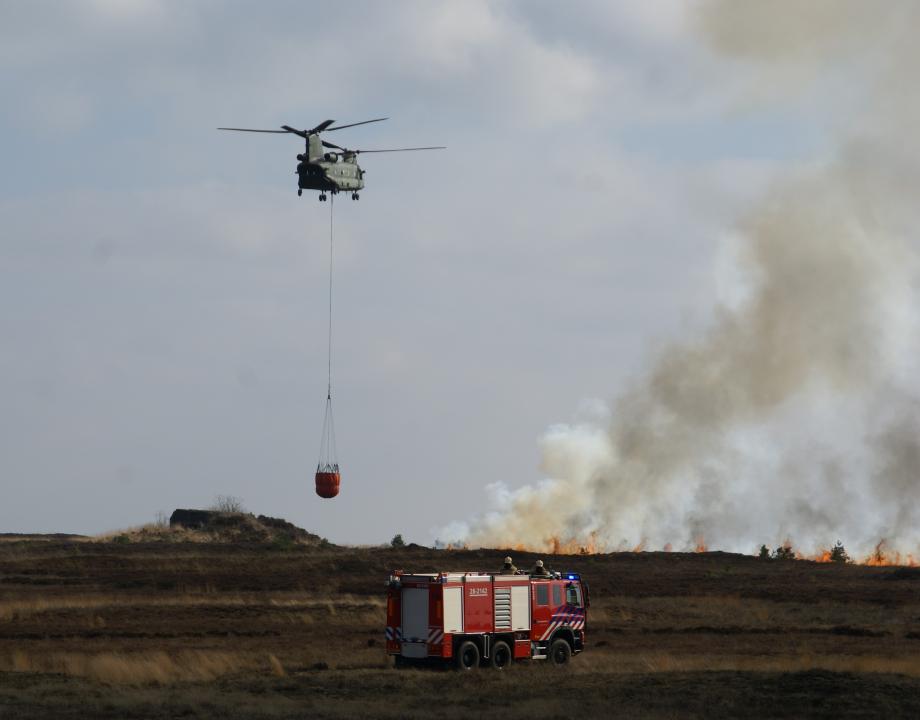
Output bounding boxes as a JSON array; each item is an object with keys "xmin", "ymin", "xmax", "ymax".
[{"xmin": 447, "ymin": 2, "xmax": 920, "ymax": 560}]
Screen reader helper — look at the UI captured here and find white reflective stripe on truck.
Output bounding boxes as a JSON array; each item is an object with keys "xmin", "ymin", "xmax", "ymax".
[
  {"xmin": 444, "ymin": 586, "xmax": 463, "ymax": 633},
  {"xmin": 511, "ymin": 585, "xmax": 531, "ymax": 631}
]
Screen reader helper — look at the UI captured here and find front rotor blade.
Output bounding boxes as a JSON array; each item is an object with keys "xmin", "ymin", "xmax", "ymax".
[
  {"xmin": 325, "ymin": 117, "xmax": 389, "ymax": 132},
  {"xmin": 218, "ymin": 127, "xmax": 291, "ymax": 133},
  {"xmin": 352, "ymin": 146, "xmax": 446, "ymax": 153},
  {"xmin": 280, "ymin": 125, "xmax": 309, "ymax": 139},
  {"xmin": 309, "ymin": 119, "xmax": 336, "ymax": 134}
]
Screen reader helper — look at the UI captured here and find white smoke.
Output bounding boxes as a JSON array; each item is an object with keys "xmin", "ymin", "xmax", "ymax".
[{"xmin": 452, "ymin": 2, "xmax": 920, "ymax": 558}]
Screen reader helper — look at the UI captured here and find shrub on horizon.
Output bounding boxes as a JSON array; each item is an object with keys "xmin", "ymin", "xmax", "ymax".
[
  {"xmin": 773, "ymin": 545, "xmax": 796, "ymax": 561},
  {"xmin": 831, "ymin": 540, "xmax": 850, "ymax": 564},
  {"xmin": 211, "ymin": 495, "xmax": 246, "ymax": 514}
]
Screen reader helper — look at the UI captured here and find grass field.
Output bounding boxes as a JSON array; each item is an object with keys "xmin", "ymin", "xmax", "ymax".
[{"xmin": 2, "ymin": 534, "xmax": 920, "ymax": 718}]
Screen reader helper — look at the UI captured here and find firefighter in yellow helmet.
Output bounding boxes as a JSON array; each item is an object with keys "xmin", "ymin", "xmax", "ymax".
[
  {"xmin": 531, "ymin": 559, "xmax": 551, "ymax": 577},
  {"xmin": 499, "ymin": 556, "xmax": 518, "ymax": 575}
]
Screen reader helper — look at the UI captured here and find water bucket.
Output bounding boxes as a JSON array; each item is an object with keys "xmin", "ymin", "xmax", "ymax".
[{"xmin": 315, "ymin": 468, "xmax": 340, "ymax": 499}]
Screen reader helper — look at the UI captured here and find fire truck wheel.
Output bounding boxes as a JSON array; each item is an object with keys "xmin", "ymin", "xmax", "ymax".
[
  {"xmin": 549, "ymin": 638, "xmax": 572, "ymax": 666},
  {"xmin": 491, "ymin": 641, "xmax": 512, "ymax": 670},
  {"xmin": 455, "ymin": 640, "xmax": 480, "ymax": 671}
]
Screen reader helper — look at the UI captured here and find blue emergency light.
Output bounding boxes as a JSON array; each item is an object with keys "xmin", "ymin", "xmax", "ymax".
[{"xmin": 565, "ymin": 573, "xmax": 580, "ymax": 581}]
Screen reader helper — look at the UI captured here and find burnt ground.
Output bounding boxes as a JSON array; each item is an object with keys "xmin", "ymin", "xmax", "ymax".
[{"xmin": 2, "ymin": 538, "xmax": 920, "ymax": 718}]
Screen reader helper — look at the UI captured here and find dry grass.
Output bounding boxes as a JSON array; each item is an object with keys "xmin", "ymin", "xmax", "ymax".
[
  {"xmin": 595, "ymin": 594, "xmax": 920, "ymax": 632},
  {"xmin": 592, "ymin": 651, "xmax": 920, "ymax": 678},
  {"xmin": 0, "ymin": 592, "xmax": 385, "ymax": 621},
  {"xmin": 0, "ymin": 535, "xmax": 90, "ymax": 544},
  {"xmin": 267, "ymin": 653, "xmax": 286, "ymax": 677},
  {"xmin": 93, "ymin": 524, "xmax": 232, "ymax": 544},
  {"xmin": 4, "ymin": 539, "xmax": 920, "ymax": 717},
  {"xmin": 1, "ymin": 649, "xmax": 253, "ymax": 684}
]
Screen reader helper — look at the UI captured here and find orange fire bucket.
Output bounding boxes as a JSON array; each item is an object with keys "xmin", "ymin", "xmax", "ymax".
[{"xmin": 315, "ymin": 469, "xmax": 340, "ymax": 499}]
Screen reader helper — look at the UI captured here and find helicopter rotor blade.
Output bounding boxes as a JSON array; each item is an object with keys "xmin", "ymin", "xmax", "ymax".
[
  {"xmin": 324, "ymin": 117, "xmax": 389, "ymax": 132},
  {"xmin": 350, "ymin": 146, "xmax": 446, "ymax": 154},
  {"xmin": 309, "ymin": 119, "xmax": 336, "ymax": 134},
  {"xmin": 221, "ymin": 118, "xmax": 391, "ymax": 138},
  {"xmin": 280, "ymin": 125, "xmax": 310, "ymax": 139},
  {"xmin": 321, "ymin": 140, "xmax": 347, "ymax": 151},
  {"xmin": 218, "ymin": 127, "xmax": 291, "ymax": 133}
]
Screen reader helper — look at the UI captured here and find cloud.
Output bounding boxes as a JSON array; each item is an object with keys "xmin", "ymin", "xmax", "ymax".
[{"xmin": 0, "ymin": 1, "xmax": 799, "ymax": 544}]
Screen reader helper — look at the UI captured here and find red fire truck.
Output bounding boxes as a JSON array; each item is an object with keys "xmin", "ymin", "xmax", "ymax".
[{"xmin": 386, "ymin": 570, "xmax": 589, "ymax": 670}]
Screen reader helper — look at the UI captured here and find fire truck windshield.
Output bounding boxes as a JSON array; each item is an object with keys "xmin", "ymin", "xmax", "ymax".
[{"xmin": 566, "ymin": 585, "xmax": 582, "ymax": 607}]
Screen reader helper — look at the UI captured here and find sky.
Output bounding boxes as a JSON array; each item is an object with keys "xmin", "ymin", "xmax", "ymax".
[{"xmin": 0, "ymin": 1, "xmax": 851, "ymax": 544}]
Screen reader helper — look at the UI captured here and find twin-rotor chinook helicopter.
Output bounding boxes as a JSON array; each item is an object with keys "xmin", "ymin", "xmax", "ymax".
[{"xmin": 218, "ymin": 118, "xmax": 444, "ymax": 200}]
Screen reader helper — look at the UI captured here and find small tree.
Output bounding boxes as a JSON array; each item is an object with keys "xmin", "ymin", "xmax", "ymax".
[
  {"xmin": 758, "ymin": 544, "xmax": 770, "ymax": 560},
  {"xmin": 830, "ymin": 540, "xmax": 849, "ymax": 564},
  {"xmin": 773, "ymin": 544, "xmax": 796, "ymax": 561},
  {"xmin": 391, "ymin": 534, "xmax": 406, "ymax": 548},
  {"xmin": 211, "ymin": 495, "xmax": 245, "ymax": 514}
]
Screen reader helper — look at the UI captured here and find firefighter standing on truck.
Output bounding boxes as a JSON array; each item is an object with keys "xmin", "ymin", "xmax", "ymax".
[
  {"xmin": 531, "ymin": 559, "xmax": 551, "ymax": 577},
  {"xmin": 500, "ymin": 556, "xmax": 517, "ymax": 574}
]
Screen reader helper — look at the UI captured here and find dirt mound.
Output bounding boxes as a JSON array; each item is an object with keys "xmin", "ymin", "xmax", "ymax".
[{"xmin": 106, "ymin": 512, "xmax": 326, "ymax": 546}]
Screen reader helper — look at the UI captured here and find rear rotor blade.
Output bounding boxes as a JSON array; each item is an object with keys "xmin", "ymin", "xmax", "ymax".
[
  {"xmin": 325, "ymin": 117, "xmax": 388, "ymax": 132},
  {"xmin": 218, "ymin": 127, "xmax": 291, "ymax": 133},
  {"xmin": 322, "ymin": 140, "xmax": 346, "ymax": 151},
  {"xmin": 351, "ymin": 146, "xmax": 446, "ymax": 154}
]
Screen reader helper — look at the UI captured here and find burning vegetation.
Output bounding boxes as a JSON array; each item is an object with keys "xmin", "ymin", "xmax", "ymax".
[{"xmin": 485, "ymin": 535, "xmax": 919, "ymax": 567}]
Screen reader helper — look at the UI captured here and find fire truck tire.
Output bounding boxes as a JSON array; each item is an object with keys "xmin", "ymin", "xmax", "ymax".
[
  {"xmin": 490, "ymin": 641, "xmax": 512, "ymax": 670},
  {"xmin": 549, "ymin": 638, "xmax": 572, "ymax": 666},
  {"xmin": 455, "ymin": 640, "xmax": 480, "ymax": 671}
]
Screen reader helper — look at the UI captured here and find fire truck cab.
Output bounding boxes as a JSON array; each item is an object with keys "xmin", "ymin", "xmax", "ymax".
[{"xmin": 386, "ymin": 570, "xmax": 589, "ymax": 670}]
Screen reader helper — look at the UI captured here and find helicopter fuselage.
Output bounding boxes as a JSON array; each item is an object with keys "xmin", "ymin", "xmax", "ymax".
[{"xmin": 297, "ymin": 155, "xmax": 364, "ymax": 193}]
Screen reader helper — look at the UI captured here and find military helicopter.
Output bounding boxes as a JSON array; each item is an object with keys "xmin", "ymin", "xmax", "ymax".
[{"xmin": 218, "ymin": 118, "xmax": 445, "ymax": 200}]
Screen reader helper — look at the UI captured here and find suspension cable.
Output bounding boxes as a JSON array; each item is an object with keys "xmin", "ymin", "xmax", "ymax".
[
  {"xmin": 327, "ymin": 193, "xmax": 334, "ymax": 400},
  {"xmin": 318, "ymin": 193, "xmax": 337, "ymax": 472}
]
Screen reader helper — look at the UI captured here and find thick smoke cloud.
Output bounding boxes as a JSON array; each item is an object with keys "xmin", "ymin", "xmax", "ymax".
[{"xmin": 451, "ymin": 2, "xmax": 920, "ymax": 557}]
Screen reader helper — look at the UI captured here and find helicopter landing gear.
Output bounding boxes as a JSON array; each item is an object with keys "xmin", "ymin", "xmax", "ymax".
[
  {"xmin": 351, "ymin": 192, "xmax": 359, "ymax": 201},
  {"xmin": 298, "ymin": 188, "xmax": 302, "ymax": 197},
  {"xmin": 319, "ymin": 193, "xmax": 327, "ymax": 202}
]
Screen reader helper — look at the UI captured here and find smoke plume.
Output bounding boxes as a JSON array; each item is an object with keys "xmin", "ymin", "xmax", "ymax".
[{"xmin": 453, "ymin": 2, "xmax": 920, "ymax": 557}]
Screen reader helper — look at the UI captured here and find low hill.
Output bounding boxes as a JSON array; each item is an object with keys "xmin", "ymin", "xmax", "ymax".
[{"xmin": 100, "ymin": 510, "xmax": 328, "ymax": 547}]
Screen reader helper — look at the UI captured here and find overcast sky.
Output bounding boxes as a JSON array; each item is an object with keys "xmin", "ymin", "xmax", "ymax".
[{"xmin": 1, "ymin": 1, "xmax": 834, "ymax": 543}]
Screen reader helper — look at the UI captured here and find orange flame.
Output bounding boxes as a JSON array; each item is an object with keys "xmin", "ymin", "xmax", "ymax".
[
  {"xmin": 547, "ymin": 531, "xmax": 602, "ymax": 555},
  {"xmin": 446, "ymin": 534, "xmax": 917, "ymax": 565},
  {"xmin": 862, "ymin": 540, "xmax": 917, "ymax": 567},
  {"xmin": 772, "ymin": 539, "xmax": 917, "ymax": 566}
]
